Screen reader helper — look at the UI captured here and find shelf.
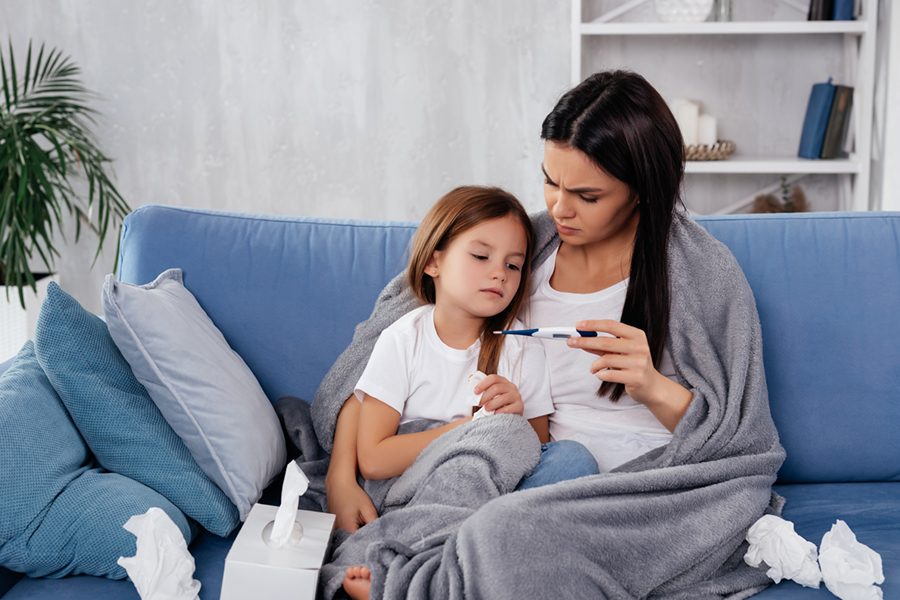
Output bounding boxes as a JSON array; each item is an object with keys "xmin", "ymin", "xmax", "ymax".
[
  {"xmin": 685, "ymin": 158, "xmax": 859, "ymax": 174},
  {"xmin": 580, "ymin": 21, "xmax": 868, "ymax": 36}
]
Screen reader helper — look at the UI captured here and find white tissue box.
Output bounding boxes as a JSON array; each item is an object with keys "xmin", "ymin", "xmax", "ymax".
[{"xmin": 221, "ymin": 503, "xmax": 335, "ymax": 600}]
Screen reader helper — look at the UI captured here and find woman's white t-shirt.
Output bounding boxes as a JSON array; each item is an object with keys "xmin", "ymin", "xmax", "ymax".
[
  {"xmin": 354, "ymin": 305, "xmax": 554, "ymax": 424},
  {"xmin": 524, "ymin": 245, "xmax": 676, "ymax": 472}
]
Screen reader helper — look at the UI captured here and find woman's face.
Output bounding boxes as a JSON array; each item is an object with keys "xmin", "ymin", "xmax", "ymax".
[{"xmin": 542, "ymin": 141, "xmax": 638, "ymax": 247}]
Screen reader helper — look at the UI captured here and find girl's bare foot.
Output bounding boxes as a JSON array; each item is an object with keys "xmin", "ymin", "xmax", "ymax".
[{"xmin": 342, "ymin": 565, "xmax": 372, "ymax": 600}]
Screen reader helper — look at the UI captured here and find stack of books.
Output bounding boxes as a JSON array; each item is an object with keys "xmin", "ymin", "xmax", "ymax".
[
  {"xmin": 798, "ymin": 78, "xmax": 854, "ymax": 160},
  {"xmin": 807, "ymin": 0, "xmax": 855, "ymax": 20}
]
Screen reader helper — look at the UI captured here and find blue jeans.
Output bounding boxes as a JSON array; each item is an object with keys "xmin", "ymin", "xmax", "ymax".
[{"xmin": 516, "ymin": 440, "xmax": 599, "ymax": 490}]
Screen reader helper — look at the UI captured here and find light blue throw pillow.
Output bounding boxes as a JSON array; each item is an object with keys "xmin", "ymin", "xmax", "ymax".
[
  {"xmin": 34, "ymin": 282, "xmax": 240, "ymax": 536},
  {"xmin": 103, "ymin": 268, "xmax": 287, "ymax": 519},
  {"xmin": 0, "ymin": 342, "xmax": 193, "ymax": 579}
]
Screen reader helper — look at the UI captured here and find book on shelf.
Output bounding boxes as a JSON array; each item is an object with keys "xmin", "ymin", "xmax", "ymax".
[
  {"xmin": 821, "ymin": 85, "xmax": 854, "ymax": 159},
  {"xmin": 807, "ymin": 0, "xmax": 855, "ymax": 21},
  {"xmin": 832, "ymin": 0, "xmax": 855, "ymax": 20},
  {"xmin": 807, "ymin": 0, "xmax": 835, "ymax": 20},
  {"xmin": 798, "ymin": 78, "xmax": 836, "ymax": 159}
]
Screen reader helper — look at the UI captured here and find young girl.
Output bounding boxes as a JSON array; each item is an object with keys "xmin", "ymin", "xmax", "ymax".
[{"xmin": 352, "ymin": 185, "xmax": 553, "ymax": 483}]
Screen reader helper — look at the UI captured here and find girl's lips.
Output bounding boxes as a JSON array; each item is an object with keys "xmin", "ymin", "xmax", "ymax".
[{"xmin": 480, "ymin": 288, "xmax": 503, "ymax": 298}]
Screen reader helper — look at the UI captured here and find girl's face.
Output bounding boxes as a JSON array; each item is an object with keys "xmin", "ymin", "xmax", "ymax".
[
  {"xmin": 542, "ymin": 141, "xmax": 638, "ymax": 247},
  {"xmin": 427, "ymin": 214, "xmax": 527, "ymax": 320}
]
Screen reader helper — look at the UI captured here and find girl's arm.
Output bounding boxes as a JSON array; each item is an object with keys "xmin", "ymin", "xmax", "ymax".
[
  {"xmin": 528, "ymin": 415, "xmax": 550, "ymax": 443},
  {"xmin": 357, "ymin": 394, "xmax": 471, "ymax": 481},
  {"xmin": 325, "ymin": 397, "xmax": 378, "ymax": 532}
]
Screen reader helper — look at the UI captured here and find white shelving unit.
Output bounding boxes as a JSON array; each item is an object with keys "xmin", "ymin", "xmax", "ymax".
[{"xmin": 571, "ymin": 0, "xmax": 879, "ymax": 212}]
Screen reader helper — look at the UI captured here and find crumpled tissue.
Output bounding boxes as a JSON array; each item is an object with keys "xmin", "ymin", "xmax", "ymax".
[
  {"xmin": 268, "ymin": 461, "xmax": 310, "ymax": 548},
  {"xmin": 744, "ymin": 514, "xmax": 821, "ymax": 588},
  {"xmin": 117, "ymin": 507, "xmax": 201, "ymax": 600},
  {"xmin": 467, "ymin": 371, "xmax": 494, "ymax": 420},
  {"xmin": 819, "ymin": 520, "xmax": 884, "ymax": 600}
]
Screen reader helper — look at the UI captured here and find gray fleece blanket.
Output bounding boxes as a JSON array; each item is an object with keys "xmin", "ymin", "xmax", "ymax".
[{"xmin": 295, "ymin": 210, "xmax": 785, "ymax": 599}]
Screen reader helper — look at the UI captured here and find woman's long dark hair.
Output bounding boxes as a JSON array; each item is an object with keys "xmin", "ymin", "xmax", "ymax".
[{"xmin": 541, "ymin": 70, "xmax": 684, "ymax": 402}]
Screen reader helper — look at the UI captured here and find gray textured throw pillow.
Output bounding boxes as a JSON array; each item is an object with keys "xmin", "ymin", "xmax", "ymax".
[{"xmin": 102, "ymin": 268, "xmax": 286, "ymax": 519}]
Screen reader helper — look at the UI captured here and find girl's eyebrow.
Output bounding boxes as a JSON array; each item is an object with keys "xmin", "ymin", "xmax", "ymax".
[
  {"xmin": 470, "ymin": 240, "xmax": 525, "ymax": 259},
  {"xmin": 541, "ymin": 164, "xmax": 604, "ymax": 193}
]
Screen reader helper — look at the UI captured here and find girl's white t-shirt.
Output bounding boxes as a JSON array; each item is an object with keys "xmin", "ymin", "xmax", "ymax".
[
  {"xmin": 523, "ymin": 245, "xmax": 676, "ymax": 472},
  {"xmin": 354, "ymin": 305, "xmax": 554, "ymax": 424}
]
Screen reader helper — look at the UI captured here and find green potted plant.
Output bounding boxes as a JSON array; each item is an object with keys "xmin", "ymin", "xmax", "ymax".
[{"xmin": 0, "ymin": 40, "xmax": 130, "ymax": 310}]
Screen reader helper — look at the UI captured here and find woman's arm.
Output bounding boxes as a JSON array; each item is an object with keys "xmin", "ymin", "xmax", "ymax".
[
  {"xmin": 567, "ymin": 319, "xmax": 693, "ymax": 432},
  {"xmin": 325, "ymin": 397, "xmax": 378, "ymax": 532},
  {"xmin": 357, "ymin": 395, "xmax": 471, "ymax": 481}
]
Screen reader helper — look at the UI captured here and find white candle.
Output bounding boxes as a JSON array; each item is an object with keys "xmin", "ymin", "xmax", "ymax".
[
  {"xmin": 674, "ymin": 100, "xmax": 699, "ymax": 146},
  {"xmin": 698, "ymin": 114, "xmax": 718, "ymax": 146}
]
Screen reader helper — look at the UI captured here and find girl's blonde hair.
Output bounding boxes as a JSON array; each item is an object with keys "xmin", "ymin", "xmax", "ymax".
[{"xmin": 407, "ymin": 186, "xmax": 535, "ymax": 375}]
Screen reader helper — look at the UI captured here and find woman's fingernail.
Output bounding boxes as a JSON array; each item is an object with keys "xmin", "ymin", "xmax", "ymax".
[{"xmin": 567, "ymin": 338, "xmax": 576, "ymax": 346}]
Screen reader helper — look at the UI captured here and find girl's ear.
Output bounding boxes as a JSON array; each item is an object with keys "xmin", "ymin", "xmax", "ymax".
[{"xmin": 425, "ymin": 252, "xmax": 441, "ymax": 278}]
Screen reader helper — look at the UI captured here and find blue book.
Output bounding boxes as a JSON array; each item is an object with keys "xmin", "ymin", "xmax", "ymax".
[
  {"xmin": 833, "ymin": 0, "xmax": 854, "ymax": 20},
  {"xmin": 798, "ymin": 78, "xmax": 836, "ymax": 160}
]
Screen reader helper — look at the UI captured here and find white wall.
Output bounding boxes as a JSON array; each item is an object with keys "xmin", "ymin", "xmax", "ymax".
[
  {"xmin": 1, "ymin": 1, "xmax": 896, "ymax": 314},
  {"xmin": 0, "ymin": 1, "xmax": 570, "ymax": 312},
  {"xmin": 874, "ymin": 0, "xmax": 900, "ymax": 210}
]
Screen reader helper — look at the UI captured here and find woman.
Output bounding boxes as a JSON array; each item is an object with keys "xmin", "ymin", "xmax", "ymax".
[{"xmin": 313, "ymin": 74, "xmax": 782, "ymax": 598}]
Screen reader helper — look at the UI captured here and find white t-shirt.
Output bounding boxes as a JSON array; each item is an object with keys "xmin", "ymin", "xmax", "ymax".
[
  {"xmin": 523, "ymin": 245, "xmax": 676, "ymax": 472},
  {"xmin": 354, "ymin": 305, "xmax": 554, "ymax": 424}
]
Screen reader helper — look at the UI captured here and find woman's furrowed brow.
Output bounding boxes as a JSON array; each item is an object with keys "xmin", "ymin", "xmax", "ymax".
[{"xmin": 542, "ymin": 164, "xmax": 603, "ymax": 193}]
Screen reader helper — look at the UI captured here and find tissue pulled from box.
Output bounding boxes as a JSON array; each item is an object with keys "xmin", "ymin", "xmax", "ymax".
[
  {"xmin": 269, "ymin": 461, "xmax": 310, "ymax": 548},
  {"xmin": 467, "ymin": 371, "xmax": 493, "ymax": 420},
  {"xmin": 117, "ymin": 507, "xmax": 200, "ymax": 600},
  {"xmin": 744, "ymin": 514, "xmax": 821, "ymax": 588},
  {"xmin": 819, "ymin": 520, "xmax": 884, "ymax": 600}
]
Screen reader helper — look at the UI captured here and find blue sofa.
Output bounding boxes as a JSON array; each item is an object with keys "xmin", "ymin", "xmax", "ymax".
[{"xmin": 1, "ymin": 205, "xmax": 898, "ymax": 599}]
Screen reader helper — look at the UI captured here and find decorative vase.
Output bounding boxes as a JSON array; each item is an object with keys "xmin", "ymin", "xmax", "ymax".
[
  {"xmin": 714, "ymin": 0, "xmax": 733, "ymax": 21},
  {"xmin": 654, "ymin": 0, "xmax": 715, "ymax": 22}
]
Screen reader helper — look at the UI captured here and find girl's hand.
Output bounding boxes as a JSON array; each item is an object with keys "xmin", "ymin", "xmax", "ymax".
[
  {"xmin": 326, "ymin": 478, "xmax": 378, "ymax": 533},
  {"xmin": 565, "ymin": 319, "xmax": 667, "ymax": 406},
  {"xmin": 474, "ymin": 375, "xmax": 524, "ymax": 415}
]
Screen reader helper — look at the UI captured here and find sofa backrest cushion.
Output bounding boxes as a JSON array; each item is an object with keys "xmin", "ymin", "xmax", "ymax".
[
  {"xmin": 118, "ymin": 206, "xmax": 416, "ymax": 406},
  {"xmin": 118, "ymin": 206, "xmax": 900, "ymax": 483},
  {"xmin": 699, "ymin": 213, "xmax": 900, "ymax": 483}
]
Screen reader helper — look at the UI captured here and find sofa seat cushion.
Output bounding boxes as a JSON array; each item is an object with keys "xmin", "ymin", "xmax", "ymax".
[
  {"xmin": 754, "ymin": 482, "xmax": 899, "ymax": 598},
  {"xmin": 2, "ymin": 528, "xmax": 236, "ymax": 600}
]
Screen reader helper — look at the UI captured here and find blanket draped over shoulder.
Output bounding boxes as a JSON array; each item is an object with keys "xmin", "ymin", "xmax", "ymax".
[{"xmin": 282, "ymin": 211, "xmax": 785, "ymax": 599}]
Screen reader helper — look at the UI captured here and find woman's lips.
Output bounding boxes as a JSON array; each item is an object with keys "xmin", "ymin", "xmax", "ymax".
[{"xmin": 556, "ymin": 222, "xmax": 579, "ymax": 235}]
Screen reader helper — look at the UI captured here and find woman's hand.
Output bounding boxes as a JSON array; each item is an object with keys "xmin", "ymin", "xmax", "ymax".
[
  {"xmin": 325, "ymin": 477, "xmax": 378, "ymax": 533},
  {"xmin": 566, "ymin": 319, "xmax": 664, "ymax": 404},
  {"xmin": 566, "ymin": 319, "xmax": 692, "ymax": 431},
  {"xmin": 474, "ymin": 375, "xmax": 524, "ymax": 415}
]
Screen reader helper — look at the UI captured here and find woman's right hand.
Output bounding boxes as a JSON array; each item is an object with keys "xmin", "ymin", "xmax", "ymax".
[{"xmin": 326, "ymin": 477, "xmax": 378, "ymax": 533}]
